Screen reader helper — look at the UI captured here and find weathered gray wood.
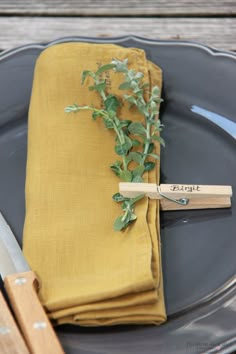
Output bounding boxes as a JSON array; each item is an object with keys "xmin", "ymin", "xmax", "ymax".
[
  {"xmin": 0, "ymin": 17, "xmax": 235, "ymax": 52},
  {"xmin": 0, "ymin": 0, "xmax": 235, "ymax": 15}
]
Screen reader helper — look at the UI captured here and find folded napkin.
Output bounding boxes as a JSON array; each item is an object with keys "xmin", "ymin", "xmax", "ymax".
[{"xmin": 23, "ymin": 42, "xmax": 167, "ymax": 326}]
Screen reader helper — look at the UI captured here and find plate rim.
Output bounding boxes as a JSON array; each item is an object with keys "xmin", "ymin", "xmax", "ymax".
[{"xmin": 1, "ymin": 35, "xmax": 236, "ymax": 62}]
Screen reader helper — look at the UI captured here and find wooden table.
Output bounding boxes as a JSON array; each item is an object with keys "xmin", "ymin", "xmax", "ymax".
[{"xmin": 0, "ymin": 0, "xmax": 236, "ymax": 52}]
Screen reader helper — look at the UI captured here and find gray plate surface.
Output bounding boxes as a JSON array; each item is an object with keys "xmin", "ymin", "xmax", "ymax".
[{"xmin": 0, "ymin": 36, "xmax": 235, "ymax": 354}]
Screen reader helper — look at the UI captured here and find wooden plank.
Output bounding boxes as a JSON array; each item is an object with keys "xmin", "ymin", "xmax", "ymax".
[
  {"xmin": 0, "ymin": 17, "xmax": 235, "ymax": 52},
  {"xmin": 0, "ymin": 0, "xmax": 235, "ymax": 16}
]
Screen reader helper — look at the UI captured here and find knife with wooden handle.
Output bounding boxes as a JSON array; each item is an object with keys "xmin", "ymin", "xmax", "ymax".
[
  {"xmin": 0, "ymin": 212, "xmax": 65, "ymax": 354},
  {"xmin": 0, "ymin": 290, "xmax": 30, "ymax": 354}
]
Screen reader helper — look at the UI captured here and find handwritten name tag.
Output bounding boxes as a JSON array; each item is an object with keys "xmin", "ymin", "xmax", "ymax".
[{"xmin": 169, "ymin": 185, "xmax": 201, "ymax": 193}]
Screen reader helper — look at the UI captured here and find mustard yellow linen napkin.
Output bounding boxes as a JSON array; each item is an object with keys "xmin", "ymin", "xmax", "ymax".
[{"xmin": 23, "ymin": 42, "xmax": 166, "ymax": 326}]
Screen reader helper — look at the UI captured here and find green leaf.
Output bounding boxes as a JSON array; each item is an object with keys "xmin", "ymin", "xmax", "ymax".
[
  {"xmin": 114, "ymin": 160, "xmax": 122, "ymax": 167},
  {"xmin": 134, "ymin": 72, "xmax": 144, "ymax": 80},
  {"xmin": 124, "ymin": 136, "xmax": 133, "ymax": 151},
  {"xmin": 130, "ymin": 194, "xmax": 145, "ymax": 206},
  {"xmin": 148, "ymin": 153, "xmax": 160, "ymax": 160},
  {"xmin": 92, "ymin": 110, "xmax": 103, "ymax": 120},
  {"xmin": 149, "ymin": 100, "xmax": 159, "ymax": 114},
  {"xmin": 137, "ymin": 104, "xmax": 149, "ymax": 117},
  {"xmin": 110, "ymin": 161, "xmax": 122, "ymax": 176},
  {"xmin": 81, "ymin": 70, "xmax": 94, "ymax": 84},
  {"xmin": 128, "ymin": 152, "xmax": 143, "ymax": 164},
  {"xmin": 104, "ymin": 95, "xmax": 120, "ymax": 112},
  {"xmin": 151, "ymin": 85, "xmax": 160, "ymax": 98},
  {"xmin": 120, "ymin": 170, "xmax": 132, "ymax": 182},
  {"xmin": 144, "ymin": 161, "xmax": 156, "ymax": 171},
  {"xmin": 152, "ymin": 135, "xmax": 165, "ymax": 147},
  {"xmin": 133, "ymin": 88, "xmax": 143, "ymax": 96},
  {"xmin": 132, "ymin": 175, "xmax": 143, "ymax": 182},
  {"xmin": 123, "ymin": 211, "xmax": 133, "ymax": 224},
  {"xmin": 159, "ymin": 136, "xmax": 165, "ymax": 147},
  {"xmin": 128, "ymin": 122, "xmax": 146, "ymax": 135},
  {"xmin": 130, "ymin": 80, "xmax": 138, "ymax": 89},
  {"xmin": 112, "ymin": 58, "xmax": 128, "ymax": 73},
  {"xmin": 93, "ymin": 80, "xmax": 106, "ymax": 93},
  {"xmin": 107, "ymin": 110, "xmax": 116, "ymax": 119},
  {"xmin": 121, "ymin": 200, "xmax": 129, "ymax": 210},
  {"xmin": 132, "ymin": 165, "xmax": 145, "ymax": 177},
  {"xmin": 103, "ymin": 117, "xmax": 114, "ymax": 129},
  {"xmin": 88, "ymin": 85, "xmax": 95, "ymax": 91},
  {"xmin": 115, "ymin": 143, "xmax": 129, "ymax": 156},
  {"xmin": 113, "ymin": 216, "xmax": 126, "ymax": 231},
  {"xmin": 132, "ymin": 139, "xmax": 141, "ymax": 147},
  {"xmin": 96, "ymin": 64, "xmax": 115, "ymax": 76},
  {"xmin": 112, "ymin": 193, "xmax": 126, "ymax": 202},
  {"xmin": 110, "ymin": 166, "xmax": 120, "ymax": 176},
  {"xmin": 129, "ymin": 214, "xmax": 137, "ymax": 221},
  {"xmin": 129, "ymin": 69, "xmax": 136, "ymax": 77},
  {"xmin": 123, "ymin": 95, "xmax": 137, "ymax": 106},
  {"xmin": 143, "ymin": 137, "xmax": 151, "ymax": 144},
  {"xmin": 119, "ymin": 120, "xmax": 131, "ymax": 128},
  {"xmin": 119, "ymin": 81, "xmax": 131, "ymax": 90},
  {"xmin": 147, "ymin": 142, "xmax": 154, "ymax": 154},
  {"xmin": 153, "ymin": 120, "xmax": 163, "ymax": 131},
  {"xmin": 115, "ymin": 144, "xmax": 126, "ymax": 156}
]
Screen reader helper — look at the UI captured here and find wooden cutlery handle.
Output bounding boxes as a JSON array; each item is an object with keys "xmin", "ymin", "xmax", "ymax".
[
  {"xmin": 0, "ymin": 290, "xmax": 29, "ymax": 354},
  {"xmin": 4, "ymin": 270, "xmax": 64, "ymax": 354}
]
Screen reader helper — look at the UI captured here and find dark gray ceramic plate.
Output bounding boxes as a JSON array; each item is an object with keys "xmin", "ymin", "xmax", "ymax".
[{"xmin": 0, "ymin": 36, "xmax": 236, "ymax": 354}]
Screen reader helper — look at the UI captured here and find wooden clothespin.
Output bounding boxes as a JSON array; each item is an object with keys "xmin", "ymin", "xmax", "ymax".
[{"xmin": 119, "ymin": 183, "xmax": 233, "ymax": 211}]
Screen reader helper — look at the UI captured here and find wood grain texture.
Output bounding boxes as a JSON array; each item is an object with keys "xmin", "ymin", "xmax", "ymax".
[
  {"xmin": 4, "ymin": 271, "xmax": 65, "ymax": 354},
  {"xmin": 0, "ymin": 17, "xmax": 235, "ymax": 52},
  {"xmin": 0, "ymin": 291, "xmax": 29, "ymax": 354},
  {"xmin": 160, "ymin": 197, "xmax": 231, "ymax": 210},
  {"xmin": 119, "ymin": 183, "xmax": 233, "ymax": 199},
  {"xmin": 120, "ymin": 183, "xmax": 232, "ymax": 209},
  {"xmin": 0, "ymin": 0, "xmax": 235, "ymax": 15}
]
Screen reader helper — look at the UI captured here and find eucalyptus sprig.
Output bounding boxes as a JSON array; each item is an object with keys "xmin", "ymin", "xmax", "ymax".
[{"xmin": 65, "ymin": 58, "xmax": 164, "ymax": 231}]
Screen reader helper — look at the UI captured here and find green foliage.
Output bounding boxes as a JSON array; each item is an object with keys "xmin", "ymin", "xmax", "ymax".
[
  {"xmin": 128, "ymin": 122, "xmax": 146, "ymax": 135},
  {"xmin": 89, "ymin": 80, "xmax": 106, "ymax": 93},
  {"xmin": 120, "ymin": 170, "xmax": 132, "ymax": 182},
  {"xmin": 111, "ymin": 58, "xmax": 128, "ymax": 72},
  {"xmin": 81, "ymin": 70, "xmax": 94, "ymax": 84},
  {"xmin": 144, "ymin": 161, "xmax": 156, "ymax": 172},
  {"xmin": 132, "ymin": 175, "xmax": 143, "ymax": 182},
  {"xmin": 115, "ymin": 143, "xmax": 129, "ymax": 156},
  {"xmin": 132, "ymin": 165, "xmax": 145, "ymax": 178},
  {"xmin": 65, "ymin": 57, "xmax": 164, "ymax": 231},
  {"xmin": 128, "ymin": 152, "xmax": 143, "ymax": 164},
  {"xmin": 110, "ymin": 161, "xmax": 122, "ymax": 176},
  {"xmin": 112, "ymin": 193, "xmax": 126, "ymax": 202},
  {"xmin": 96, "ymin": 63, "xmax": 116, "ymax": 75},
  {"xmin": 104, "ymin": 95, "xmax": 120, "ymax": 113},
  {"xmin": 103, "ymin": 117, "xmax": 114, "ymax": 129}
]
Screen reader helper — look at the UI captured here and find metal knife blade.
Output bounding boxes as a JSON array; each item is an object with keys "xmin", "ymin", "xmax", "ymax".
[
  {"xmin": 0, "ymin": 212, "xmax": 65, "ymax": 354},
  {"xmin": 0, "ymin": 213, "xmax": 30, "ymax": 279}
]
